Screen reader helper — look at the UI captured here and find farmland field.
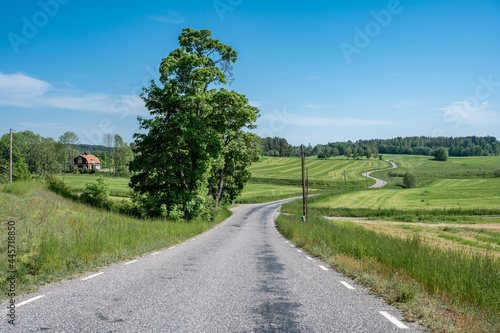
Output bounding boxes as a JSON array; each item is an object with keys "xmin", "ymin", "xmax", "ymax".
[
  {"xmin": 311, "ymin": 178, "xmax": 500, "ymax": 210},
  {"xmin": 249, "ymin": 156, "xmax": 390, "ymax": 188}
]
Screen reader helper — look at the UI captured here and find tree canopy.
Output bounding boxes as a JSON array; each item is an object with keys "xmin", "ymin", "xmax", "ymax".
[{"xmin": 129, "ymin": 28, "xmax": 260, "ymax": 220}]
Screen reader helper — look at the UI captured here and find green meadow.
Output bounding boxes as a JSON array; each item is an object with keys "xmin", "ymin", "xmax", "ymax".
[
  {"xmin": 249, "ymin": 155, "xmax": 390, "ymax": 188},
  {"xmin": 311, "ymin": 178, "xmax": 500, "ymax": 210}
]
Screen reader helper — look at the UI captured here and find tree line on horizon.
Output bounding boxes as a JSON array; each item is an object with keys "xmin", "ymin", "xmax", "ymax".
[
  {"xmin": 260, "ymin": 135, "xmax": 500, "ymax": 158},
  {"xmin": 0, "ymin": 130, "xmax": 134, "ymax": 183}
]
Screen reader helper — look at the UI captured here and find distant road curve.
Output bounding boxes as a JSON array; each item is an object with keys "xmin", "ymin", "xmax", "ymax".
[{"xmin": 362, "ymin": 160, "xmax": 398, "ymax": 189}]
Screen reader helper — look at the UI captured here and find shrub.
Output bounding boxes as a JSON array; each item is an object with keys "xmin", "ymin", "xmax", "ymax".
[
  {"xmin": 46, "ymin": 174, "xmax": 71, "ymax": 193},
  {"xmin": 403, "ymin": 172, "xmax": 417, "ymax": 188},
  {"xmin": 13, "ymin": 162, "xmax": 32, "ymax": 181},
  {"xmin": 433, "ymin": 147, "xmax": 449, "ymax": 161},
  {"xmin": 494, "ymin": 169, "xmax": 500, "ymax": 178},
  {"xmin": 80, "ymin": 174, "xmax": 110, "ymax": 208}
]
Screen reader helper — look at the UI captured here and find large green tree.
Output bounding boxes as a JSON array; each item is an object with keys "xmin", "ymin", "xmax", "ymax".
[
  {"xmin": 113, "ymin": 134, "xmax": 133, "ymax": 176},
  {"xmin": 129, "ymin": 28, "xmax": 259, "ymax": 219}
]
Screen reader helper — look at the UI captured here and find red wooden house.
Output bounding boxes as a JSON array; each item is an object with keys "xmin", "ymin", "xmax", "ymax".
[{"xmin": 73, "ymin": 153, "xmax": 101, "ymax": 171}]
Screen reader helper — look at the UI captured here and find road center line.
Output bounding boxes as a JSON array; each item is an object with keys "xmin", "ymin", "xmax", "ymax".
[
  {"xmin": 123, "ymin": 260, "xmax": 138, "ymax": 265},
  {"xmin": 340, "ymin": 281, "xmax": 355, "ymax": 290},
  {"xmin": 81, "ymin": 272, "xmax": 104, "ymax": 281},
  {"xmin": 17, "ymin": 295, "xmax": 45, "ymax": 307},
  {"xmin": 319, "ymin": 265, "xmax": 328, "ymax": 271},
  {"xmin": 379, "ymin": 311, "xmax": 409, "ymax": 329}
]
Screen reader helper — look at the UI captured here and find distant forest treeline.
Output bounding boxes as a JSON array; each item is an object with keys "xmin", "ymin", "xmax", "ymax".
[{"xmin": 261, "ymin": 136, "xmax": 500, "ymax": 158}]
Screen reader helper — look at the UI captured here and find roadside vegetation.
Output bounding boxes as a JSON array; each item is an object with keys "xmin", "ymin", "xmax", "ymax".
[
  {"xmin": 276, "ymin": 205, "xmax": 499, "ymax": 332},
  {"xmin": 0, "ymin": 181, "xmax": 231, "ymax": 300},
  {"xmin": 274, "ymin": 154, "xmax": 500, "ymax": 331}
]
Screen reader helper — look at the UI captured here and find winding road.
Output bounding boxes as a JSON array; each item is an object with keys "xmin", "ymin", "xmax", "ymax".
[
  {"xmin": 362, "ymin": 160, "xmax": 398, "ymax": 188},
  {"xmin": 3, "ymin": 198, "xmax": 420, "ymax": 332}
]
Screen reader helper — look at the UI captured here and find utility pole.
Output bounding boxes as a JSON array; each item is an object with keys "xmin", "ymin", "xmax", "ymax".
[
  {"xmin": 306, "ymin": 168, "xmax": 309, "ymax": 221},
  {"xmin": 301, "ymin": 144, "xmax": 306, "ymax": 221},
  {"xmin": 9, "ymin": 128, "xmax": 13, "ymax": 183}
]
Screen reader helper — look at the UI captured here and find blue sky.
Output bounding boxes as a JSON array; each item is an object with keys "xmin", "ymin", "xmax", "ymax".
[{"xmin": 1, "ymin": 0, "xmax": 499, "ymax": 146}]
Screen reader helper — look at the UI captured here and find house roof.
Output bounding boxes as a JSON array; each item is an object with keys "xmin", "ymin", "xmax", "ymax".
[{"xmin": 75, "ymin": 153, "xmax": 100, "ymax": 164}]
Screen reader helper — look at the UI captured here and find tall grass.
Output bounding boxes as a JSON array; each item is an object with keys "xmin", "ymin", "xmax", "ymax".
[
  {"xmin": 276, "ymin": 213, "xmax": 500, "ymax": 312},
  {"xmin": 0, "ymin": 182, "xmax": 231, "ymax": 299}
]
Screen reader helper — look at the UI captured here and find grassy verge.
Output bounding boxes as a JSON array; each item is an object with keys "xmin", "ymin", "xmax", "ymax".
[
  {"xmin": 276, "ymin": 208, "xmax": 500, "ymax": 332},
  {"xmin": 0, "ymin": 181, "xmax": 232, "ymax": 300}
]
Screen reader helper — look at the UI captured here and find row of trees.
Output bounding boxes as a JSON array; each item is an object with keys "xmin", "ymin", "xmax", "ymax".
[
  {"xmin": 292, "ymin": 136, "xmax": 499, "ymax": 159},
  {"xmin": 355, "ymin": 136, "xmax": 500, "ymax": 157},
  {"xmin": 0, "ymin": 130, "xmax": 134, "ymax": 182}
]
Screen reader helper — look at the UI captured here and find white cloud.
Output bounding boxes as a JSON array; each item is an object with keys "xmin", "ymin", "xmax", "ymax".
[
  {"xmin": 147, "ymin": 11, "xmax": 185, "ymax": 24},
  {"xmin": 261, "ymin": 113, "xmax": 392, "ymax": 127},
  {"xmin": 304, "ymin": 104, "xmax": 328, "ymax": 109},
  {"xmin": 18, "ymin": 122, "xmax": 63, "ymax": 129},
  {"xmin": 288, "ymin": 116, "xmax": 392, "ymax": 127},
  {"xmin": 0, "ymin": 72, "xmax": 149, "ymax": 116},
  {"xmin": 438, "ymin": 100, "xmax": 500, "ymax": 125},
  {"xmin": 249, "ymin": 101, "xmax": 266, "ymax": 107},
  {"xmin": 0, "ymin": 72, "xmax": 52, "ymax": 107}
]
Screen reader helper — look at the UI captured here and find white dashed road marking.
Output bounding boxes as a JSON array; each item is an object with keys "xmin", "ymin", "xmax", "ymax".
[
  {"xmin": 81, "ymin": 272, "xmax": 104, "ymax": 281},
  {"xmin": 306, "ymin": 256, "xmax": 313, "ymax": 260},
  {"xmin": 380, "ymin": 311, "xmax": 409, "ymax": 329},
  {"xmin": 17, "ymin": 295, "xmax": 45, "ymax": 307},
  {"xmin": 319, "ymin": 265, "xmax": 328, "ymax": 271},
  {"xmin": 123, "ymin": 260, "xmax": 138, "ymax": 265},
  {"xmin": 340, "ymin": 281, "xmax": 355, "ymax": 290},
  {"xmin": 151, "ymin": 252, "xmax": 161, "ymax": 256},
  {"xmin": 297, "ymin": 249, "xmax": 303, "ymax": 253}
]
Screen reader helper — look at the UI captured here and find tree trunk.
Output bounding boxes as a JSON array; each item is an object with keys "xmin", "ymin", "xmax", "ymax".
[{"xmin": 215, "ymin": 169, "xmax": 224, "ymax": 206}]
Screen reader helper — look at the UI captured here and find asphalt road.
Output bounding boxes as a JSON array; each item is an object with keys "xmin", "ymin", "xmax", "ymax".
[
  {"xmin": 3, "ymin": 199, "xmax": 421, "ymax": 332},
  {"xmin": 362, "ymin": 160, "xmax": 399, "ymax": 188}
]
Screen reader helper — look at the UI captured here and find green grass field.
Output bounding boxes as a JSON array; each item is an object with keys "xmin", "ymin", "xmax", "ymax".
[
  {"xmin": 58, "ymin": 174, "xmax": 131, "ymax": 197},
  {"xmin": 249, "ymin": 156, "xmax": 390, "ymax": 187},
  {"xmin": 235, "ymin": 183, "xmax": 326, "ymax": 204},
  {"xmin": 311, "ymin": 178, "xmax": 500, "ymax": 210},
  {"xmin": 372, "ymin": 154, "xmax": 500, "ymax": 184}
]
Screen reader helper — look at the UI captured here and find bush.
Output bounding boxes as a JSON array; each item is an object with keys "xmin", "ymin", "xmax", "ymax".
[
  {"xmin": 13, "ymin": 162, "xmax": 32, "ymax": 181},
  {"xmin": 403, "ymin": 172, "xmax": 417, "ymax": 188},
  {"xmin": 494, "ymin": 170, "xmax": 500, "ymax": 178},
  {"xmin": 433, "ymin": 147, "xmax": 449, "ymax": 161},
  {"xmin": 80, "ymin": 174, "xmax": 110, "ymax": 208},
  {"xmin": 46, "ymin": 174, "xmax": 71, "ymax": 193},
  {"xmin": 317, "ymin": 152, "xmax": 326, "ymax": 159}
]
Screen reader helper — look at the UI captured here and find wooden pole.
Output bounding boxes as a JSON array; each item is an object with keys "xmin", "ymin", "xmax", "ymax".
[
  {"xmin": 306, "ymin": 168, "xmax": 309, "ymax": 220},
  {"xmin": 9, "ymin": 128, "xmax": 13, "ymax": 183},
  {"xmin": 301, "ymin": 144, "xmax": 306, "ymax": 221}
]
